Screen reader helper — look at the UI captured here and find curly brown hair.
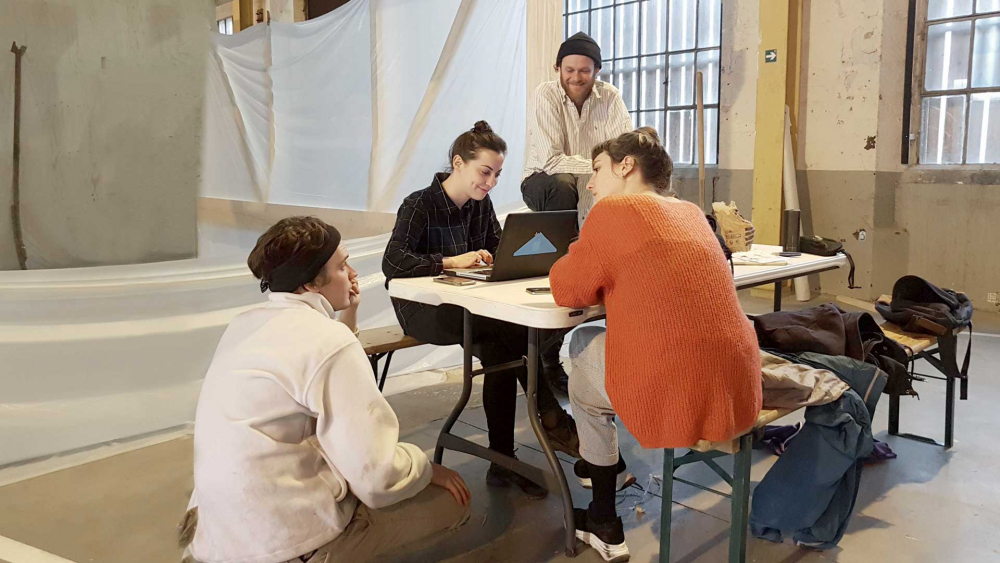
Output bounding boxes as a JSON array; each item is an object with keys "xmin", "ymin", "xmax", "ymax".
[
  {"xmin": 247, "ymin": 216, "xmax": 334, "ymax": 287},
  {"xmin": 591, "ymin": 127, "xmax": 675, "ymax": 196}
]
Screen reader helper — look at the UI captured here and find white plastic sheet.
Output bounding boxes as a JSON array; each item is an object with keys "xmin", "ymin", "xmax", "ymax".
[{"xmin": 201, "ymin": 0, "xmax": 528, "ymax": 213}]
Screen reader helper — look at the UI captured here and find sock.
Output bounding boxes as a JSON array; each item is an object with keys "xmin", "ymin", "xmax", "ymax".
[{"xmin": 587, "ymin": 461, "xmax": 618, "ymax": 524}]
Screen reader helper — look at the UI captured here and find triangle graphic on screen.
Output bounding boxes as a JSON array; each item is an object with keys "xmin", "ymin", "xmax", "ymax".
[{"xmin": 513, "ymin": 232, "xmax": 558, "ymax": 257}]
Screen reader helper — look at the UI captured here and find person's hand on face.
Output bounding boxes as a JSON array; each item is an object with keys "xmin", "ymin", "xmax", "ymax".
[{"xmin": 347, "ymin": 274, "xmax": 361, "ymax": 310}]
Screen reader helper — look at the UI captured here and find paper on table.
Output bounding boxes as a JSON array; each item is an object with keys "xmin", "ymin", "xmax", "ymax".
[{"xmin": 732, "ymin": 249, "xmax": 789, "ymax": 266}]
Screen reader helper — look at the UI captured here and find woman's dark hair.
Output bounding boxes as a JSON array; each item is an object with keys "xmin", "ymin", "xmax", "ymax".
[
  {"xmin": 591, "ymin": 126, "xmax": 674, "ymax": 195},
  {"xmin": 448, "ymin": 120, "xmax": 507, "ymax": 170}
]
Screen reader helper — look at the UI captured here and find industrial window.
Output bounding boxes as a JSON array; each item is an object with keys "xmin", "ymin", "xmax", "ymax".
[
  {"xmin": 218, "ymin": 16, "xmax": 234, "ymax": 35},
  {"xmin": 912, "ymin": 0, "xmax": 1000, "ymax": 164},
  {"xmin": 564, "ymin": 0, "xmax": 723, "ymax": 165}
]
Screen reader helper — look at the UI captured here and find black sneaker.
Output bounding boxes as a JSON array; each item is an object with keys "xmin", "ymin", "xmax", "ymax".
[
  {"xmin": 573, "ymin": 460, "xmax": 637, "ymax": 491},
  {"xmin": 486, "ymin": 455, "xmax": 548, "ymax": 500},
  {"xmin": 573, "ymin": 508, "xmax": 630, "ymax": 562},
  {"xmin": 542, "ymin": 409, "xmax": 581, "ymax": 458},
  {"xmin": 543, "ymin": 362, "xmax": 570, "ymax": 395}
]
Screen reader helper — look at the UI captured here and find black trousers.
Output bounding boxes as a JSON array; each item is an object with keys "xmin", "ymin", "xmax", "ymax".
[
  {"xmin": 403, "ymin": 304, "xmax": 562, "ymax": 456},
  {"xmin": 521, "ymin": 171, "xmax": 581, "ymax": 366},
  {"xmin": 521, "ymin": 171, "xmax": 579, "ymax": 215}
]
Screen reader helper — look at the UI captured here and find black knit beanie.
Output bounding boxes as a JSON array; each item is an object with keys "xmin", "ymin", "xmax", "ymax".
[{"xmin": 557, "ymin": 32, "xmax": 602, "ymax": 69}]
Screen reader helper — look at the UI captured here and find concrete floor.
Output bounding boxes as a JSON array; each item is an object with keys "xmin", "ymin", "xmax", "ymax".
[{"xmin": 2, "ymin": 296, "xmax": 1000, "ymax": 563}]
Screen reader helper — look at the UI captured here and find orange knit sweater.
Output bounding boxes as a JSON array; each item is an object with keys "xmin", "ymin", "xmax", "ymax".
[{"xmin": 550, "ymin": 194, "xmax": 762, "ymax": 449}]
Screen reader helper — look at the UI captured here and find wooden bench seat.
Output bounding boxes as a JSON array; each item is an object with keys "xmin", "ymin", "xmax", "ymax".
[{"xmin": 357, "ymin": 326, "xmax": 422, "ymax": 392}]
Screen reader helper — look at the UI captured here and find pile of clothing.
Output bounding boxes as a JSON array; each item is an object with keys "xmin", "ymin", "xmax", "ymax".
[{"xmin": 751, "ymin": 304, "xmax": 903, "ymax": 549}]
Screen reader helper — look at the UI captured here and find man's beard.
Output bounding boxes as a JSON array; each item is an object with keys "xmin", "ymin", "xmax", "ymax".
[{"xmin": 561, "ymin": 77, "xmax": 594, "ymax": 99}]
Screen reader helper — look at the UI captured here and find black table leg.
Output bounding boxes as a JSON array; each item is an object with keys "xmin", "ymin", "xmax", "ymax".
[
  {"xmin": 773, "ymin": 281, "xmax": 783, "ymax": 312},
  {"xmin": 526, "ymin": 327, "xmax": 577, "ymax": 557},
  {"xmin": 433, "ymin": 310, "xmax": 476, "ymax": 464}
]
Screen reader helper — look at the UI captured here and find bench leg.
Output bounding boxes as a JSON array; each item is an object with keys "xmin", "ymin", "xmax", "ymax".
[
  {"xmin": 369, "ymin": 354, "xmax": 379, "ymax": 382},
  {"xmin": 888, "ymin": 390, "xmax": 900, "ymax": 436},
  {"xmin": 729, "ymin": 435, "xmax": 752, "ymax": 563},
  {"xmin": 660, "ymin": 448, "xmax": 674, "ymax": 563},
  {"xmin": 939, "ymin": 334, "xmax": 959, "ymax": 449},
  {"xmin": 378, "ymin": 351, "xmax": 395, "ymax": 392}
]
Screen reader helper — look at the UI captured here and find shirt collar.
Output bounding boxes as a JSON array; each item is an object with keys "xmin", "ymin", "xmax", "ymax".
[
  {"xmin": 430, "ymin": 172, "xmax": 469, "ymax": 214},
  {"xmin": 267, "ymin": 291, "xmax": 336, "ymax": 319},
  {"xmin": 559, "ymin": 80, "xmax": 602, "ymax": 103}
]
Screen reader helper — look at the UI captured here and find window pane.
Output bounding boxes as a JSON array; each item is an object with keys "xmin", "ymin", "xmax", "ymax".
[
  {"xmin": 640, "ymin": 55, "xmax": 666, "ymax": 110},
  {"xmin": 218, "ymin": 19, "xmax": 226, "ymax": 34},
  {"xmin": 924, "ymin": 21, "xmax": 973, "ymax": 91},
  {"xmin": 598, "ymin": 63, "xmax": 613, "ymax": 85},
  {"xmin": 227, "ymin": 18, "xmax": 233, "ymax": 35},
  {"xmin": 666, "ymin": 109, "xmax": 695, "ymax": 164},
  {"xmin": 566, "ymin": 12, "xmax": 590, "ymax": 39},
  {"xmin": 567, "ymin": 0, "xmax": 590, "ymax": 12},
  {"xmin": 667, "ymin": 53, "xmax": 695, "ymax": 106},
  {"xmin": 973, "ymin": 16, "xmax": 1000, "ymax": 86},
  {"xmin": 928, "ymin": 0, "xmax": 974, "ymax": 20},
  {"xmin": 920, "ymin": 95, "xmax": 967, "ymax": 164},
  {"xmin": 967, "ymin": 93, "xmax": 1000, "ymax": 162},
  {"xmin": 641, "ymin": 0, "xmax": 668, "ymax": 55},
  {"xmin": 593, "ymin": 7, "xmax": 614, "ymax": 60},
  {"xmin": 693, "ymin": 108, "xmax": 719, "ymax": 165},
  {"xmin": 615, "ymin": 58, "xmax": 639, "ymax": 112},
  {"xmin": 696, "ymin": 49, "xmax": 720, "ymax": 104},
  {"xmin": 616, "ymin": 3, "xmax": 639, "ymax": 58},
  {"xmin": 979, "ymin": 0, "xmax": 1000, "ymax": 12},
  {"xmin": 697, "ymin": 0, "xmax": 722, "ymax": 48},
  {"xmin": 593, "ymin": 0, "xmax": 613, "ymax": 7},
  {"xmin": 638, "ymin": 111, "xmax": 666, "ymax": 140},
  {"xmin": 669, "ymin": 0, "xmax": 697, "ymax": 51}
]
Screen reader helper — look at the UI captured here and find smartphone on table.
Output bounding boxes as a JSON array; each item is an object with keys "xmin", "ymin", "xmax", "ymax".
[
  {"xmin": 525, "ymin": 287, "xmax": 552, "ymax": 295},
  {"xmin": 434, "ymin": 276, "xmax": 476, "ymax": 287}
]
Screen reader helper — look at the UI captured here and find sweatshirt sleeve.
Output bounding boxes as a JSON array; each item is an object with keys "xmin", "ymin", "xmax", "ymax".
[
  {"xmin": 550, "ymin": 202, "xmax": 610, "ymax": 308},
  {"xmin": 303, "ymin": 339, "xmax": 432, "ymax": 509}
]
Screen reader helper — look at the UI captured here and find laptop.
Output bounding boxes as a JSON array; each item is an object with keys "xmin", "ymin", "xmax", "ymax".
[{"xmin": 443, "ymin": 210, "xmax": 578, "ymax": 282}]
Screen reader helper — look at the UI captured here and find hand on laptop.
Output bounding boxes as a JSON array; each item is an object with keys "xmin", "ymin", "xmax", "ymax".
[{"xmin": 443, "ymin": 250, "xmax": 493, "ymax": 269}]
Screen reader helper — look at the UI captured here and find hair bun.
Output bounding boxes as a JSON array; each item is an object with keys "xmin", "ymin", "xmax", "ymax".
[
  {"xmin": 635, "ymin": 126, "xmax": 661, "ymax": 146},
  {"xmin": 472, "ymin": 120, "xmax": 494, "ymax": 134}
]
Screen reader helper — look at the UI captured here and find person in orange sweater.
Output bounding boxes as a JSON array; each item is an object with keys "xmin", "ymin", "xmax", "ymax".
[{"xmin": 549, "ymin": 127, "xmax": 762, "ymax": 562}]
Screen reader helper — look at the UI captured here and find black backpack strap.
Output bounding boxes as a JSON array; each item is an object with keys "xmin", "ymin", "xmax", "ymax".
[
  {"xmin": 842, "ymin": 251, "xmax": 861, "ymax": 289},
  {"xmin": 960, "ymin": 323, "xmax": 972, "ymax": 400}
]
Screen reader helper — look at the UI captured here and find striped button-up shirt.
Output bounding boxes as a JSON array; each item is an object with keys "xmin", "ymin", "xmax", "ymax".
[{"xmin": 522, "ymin": 80, "xmax": 634, "ymax": 180}]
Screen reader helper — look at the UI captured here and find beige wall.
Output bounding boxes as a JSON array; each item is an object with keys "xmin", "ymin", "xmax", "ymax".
[
  {"xmin": 701, "ymin": 0, "xmax": 1000, "ymax": 309},
  {"xmin": 0, "ymin": 0, "xmax": 211, "ymax": 270}
]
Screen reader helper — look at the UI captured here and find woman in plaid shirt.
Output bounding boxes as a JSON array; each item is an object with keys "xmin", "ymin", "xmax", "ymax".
[{"xmin": 382, "ymin": 121, "xmax": 580, "ymax": 499}]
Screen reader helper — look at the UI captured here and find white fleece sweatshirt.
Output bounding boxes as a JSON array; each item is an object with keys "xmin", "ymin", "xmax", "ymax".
[{"xmin": 188, "ymin": 292, "xmax": 431, "ymax": 563}]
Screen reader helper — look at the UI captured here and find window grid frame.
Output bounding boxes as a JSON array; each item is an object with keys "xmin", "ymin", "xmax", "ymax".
[
  {"xmin": 564, "ymin": 0, "xmax": 723, "ymax": 165},
  {"xmin": 912, "ymin": 0, "xmax": 1000, "ymax": 164}
]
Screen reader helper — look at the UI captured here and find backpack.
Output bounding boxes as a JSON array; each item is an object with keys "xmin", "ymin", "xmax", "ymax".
[
  {"xmin": 875, "ymin": 276, "xmax": 973, "ymax": 400},
  {"xmin": 875, "ymin": 276, "xmax": 973, "ymax": 335},
  {"xmin": 799, "ymin": 236, "xmax": 861, "ymax": 289}
]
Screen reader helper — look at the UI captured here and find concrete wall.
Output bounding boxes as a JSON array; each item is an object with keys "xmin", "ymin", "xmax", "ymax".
[
  {"xmin": 683, "ymin": 0, "xmax": 997, "ymax": 309},
  {"xmin": 0, "ymin": 0, "xmax": 211, "ymax": 270}
]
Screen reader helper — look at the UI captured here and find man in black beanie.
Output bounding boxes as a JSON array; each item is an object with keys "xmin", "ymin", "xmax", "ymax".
[{"xmin": 521, "ymin": 31, "xmax": 632, "ymax": 394}]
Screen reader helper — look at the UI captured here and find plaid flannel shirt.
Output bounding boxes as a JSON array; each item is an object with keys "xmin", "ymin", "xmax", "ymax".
[{"xmin": 382, "ymin": 173, "xmax": 502, "ymax": 330}]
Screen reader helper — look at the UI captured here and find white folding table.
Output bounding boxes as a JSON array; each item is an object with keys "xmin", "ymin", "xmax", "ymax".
[{"xmin": 388, "ymin": 250, "xmax": 848, "ymax": 557}]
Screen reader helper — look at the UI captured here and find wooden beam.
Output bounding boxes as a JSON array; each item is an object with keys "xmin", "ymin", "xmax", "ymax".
[
  {"xmin": 751, "ymin": 0, "xmax": 791, "ymax": 248},
  {"xmin": 238, "ymin": 0, "xmax": 254, "ymax": 31}
]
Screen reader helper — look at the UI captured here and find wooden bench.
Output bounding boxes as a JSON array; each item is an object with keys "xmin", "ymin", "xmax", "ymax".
[
  {"xmin": 357, "ymin": 326, "xmax": 422, "ymax": 392},
  {"xmin": 877, "ymin": 294, "xmax": 969, "ymax": 449},
  {"xmin": 659, "ymin": 407, "xmax": 796, "ymax": 563}
]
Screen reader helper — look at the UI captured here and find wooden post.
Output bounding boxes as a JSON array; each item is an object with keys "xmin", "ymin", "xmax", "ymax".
[
  {"xmin": 238, "ymin": 0, "xmax": 255, "ymax": 31},
  {"xmin": 696, "ymin": 71, "xmax": 706, "ymax": 211},
  {"xmin": 10, "ymin": 42, "xmax": 27, "ymax": 270}
]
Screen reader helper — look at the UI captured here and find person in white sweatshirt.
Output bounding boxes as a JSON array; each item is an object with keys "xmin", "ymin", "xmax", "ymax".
[{"xmin": 181, "ymin": 216, "xmax": 471, "ymax": 563}]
